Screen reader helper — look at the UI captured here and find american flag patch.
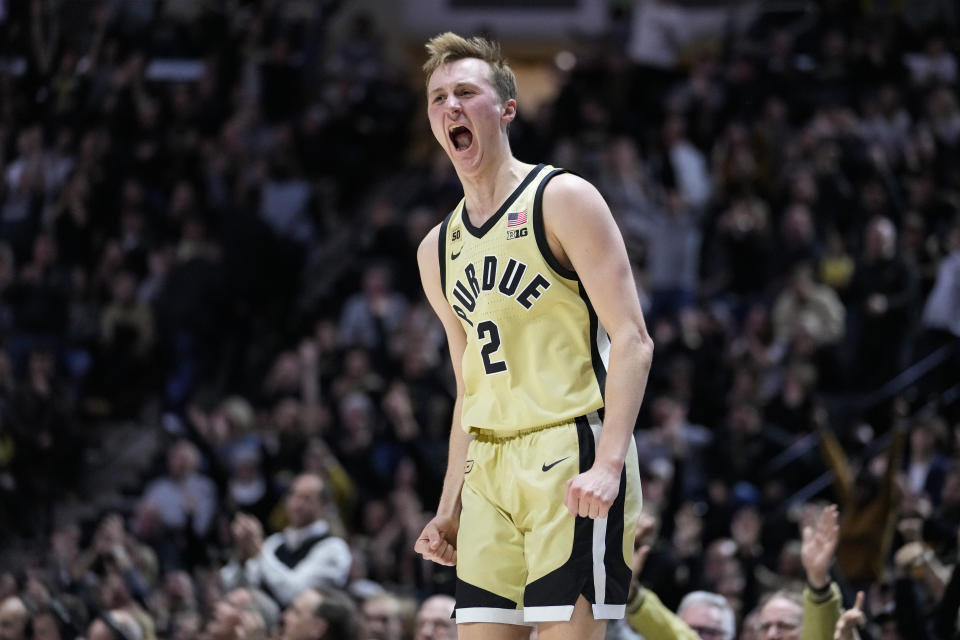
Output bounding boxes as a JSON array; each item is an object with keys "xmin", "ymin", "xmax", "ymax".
[{"xmin": 507, "ymin": 209, "xmax": 527, "ymax": 227}]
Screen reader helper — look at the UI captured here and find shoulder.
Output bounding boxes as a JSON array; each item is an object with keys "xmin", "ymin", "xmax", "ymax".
[
  {"xmin": 542, "ymin": 171, "xmax": 603, "ymax": 203},
  {"xmin": 316, "ymin": 535, "xmax": 350, "ymax": 551},
  {"xmin": 541, "ymin": 172, "xmax": 613, "ymax": 235},
  {"xmin": 262, "ymin": 531, "xmax": 284, "ymax": 549},
  {"xmin": 417, "ymin": 223, "xmax": 443, "ymax": 265}
]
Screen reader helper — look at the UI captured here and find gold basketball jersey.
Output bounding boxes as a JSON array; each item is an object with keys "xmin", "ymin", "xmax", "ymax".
[{"xmin": 440, "ymin": 164, "xmax": 608, "ymax": 434}]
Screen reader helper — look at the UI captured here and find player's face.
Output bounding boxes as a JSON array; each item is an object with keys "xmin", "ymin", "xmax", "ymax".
[{"xmin": 427, "ymin": 57, "xmax": 515, "ymax": 174}]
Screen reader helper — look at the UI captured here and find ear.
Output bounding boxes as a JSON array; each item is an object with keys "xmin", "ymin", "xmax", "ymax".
[{"xmin": 501, "ymin": 98, "xmax": 517, "ymax": 124}]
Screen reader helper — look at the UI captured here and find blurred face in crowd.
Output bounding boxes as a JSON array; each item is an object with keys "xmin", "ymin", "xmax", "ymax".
[
  {"xmin": 361, "ymin": 595, "xmax": 404, "ymax": 640},
  {"xmin": 941, "ymin": 469, "xmax": 960, "ymax": 506},
  {"xmin": 31, "ymin": 613, "xmax": 62, "ymax": 640},
  {"xmin": 206, "ymin": 600, "xmax": 252, "ymax": 640},
  {"xmin": 86, "ymin": 619, "xmax": 113, "ymax": 640},
  {"xmin": 168, "ymin": 441, "xmax": 198, "ymax": 480},
  {"xmin": 0, "ymin": 598, "xmax": 27, "ymax": 640},
  {"xmin": 282, "ymin": 590, "xmax": 323, "ymax": 640},
  {"xmin": 171, "ymin": 611, "xmax": 201, "ymax": 640},
  {"xmin": 413, "ymin": 595, "xmax": 455, "ymax": 640},
  {"xmin": 285, "ymin": 474, "xmax": 324, "ymax": 529},
  {"xmin": 757, "ymin": 596, "xmax": 802, "ymax": 640},
  {"xmin": 865, "ymin": 217, "xmax": 896, "ymax": 260},
  {"xmin": 678, "ymin": 602, "xmax": 730, "ymax": 640}
]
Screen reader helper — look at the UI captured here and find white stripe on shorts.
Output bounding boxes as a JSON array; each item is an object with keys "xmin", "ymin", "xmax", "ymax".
[
  {"xmin": 586, "ymin": 411, "xmax": 608, "ymax": 608},
  {"xmin": 456, "ymin": 607, "xmax": 530, "ymax": 625},
  {"xmin": 592, "ymin": 604, "xmax": 626, "ymax": 619},
  {"xmin": 523, "ymin": 605, "xmax": 574, "ymax": 622}
]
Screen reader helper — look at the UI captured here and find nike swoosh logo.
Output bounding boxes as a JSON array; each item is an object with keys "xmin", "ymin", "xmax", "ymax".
[
  {"xmin": 541, "ymin": 456, "xmax": 570, "ymax": 472},
  {"xmin": 451, "ymin": 249, "xmax": 462, "ymax": 260}
]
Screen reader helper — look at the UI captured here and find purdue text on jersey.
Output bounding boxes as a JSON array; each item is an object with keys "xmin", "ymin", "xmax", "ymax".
[{"xmin": 439, "ymin": 163, "xmax": 609, "ymax": 435}]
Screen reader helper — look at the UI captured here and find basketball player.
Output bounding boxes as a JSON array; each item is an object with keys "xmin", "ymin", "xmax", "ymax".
[{"xmin": 413, "ymin": 33, "xmax": 654, "ymax": 640}]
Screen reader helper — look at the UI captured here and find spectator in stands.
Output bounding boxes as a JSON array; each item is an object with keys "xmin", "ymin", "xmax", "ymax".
[
  {"xmin": 626, "ymin": 512, "xmax": 736, "ymax": 639},
  {"xmin": 2, "ymin": 3, "xmax": 960, "ymax": 639},
  {"xmin": 204, "ymin": 596, "xmax": 263, "ymax": 640},
  {"xmin": 904, "ymin": 416, "xmax": 951, "ymax": 505},
  {"xmin": 220, "ymin": 473, "xmax": 350, "ymax": 606},
  {"xmin": 848, "ymin": 216, "xmax": 918, "ymax": 390},
  {"xmin": 920, "ymin": 216, "xmax": 960, "ymax": 344},
  {"xmin": 281, "ymin": 587, "xmax": 359, "ymax": 640},
  {"xmin": 140, "ymin": 439, "xmax": 218, "ymax": 545},
  {"xmin": 75, "ymin": 512, "xmax": 158, "ymax": 596},
  {"xmin": 771, "ymin": 264, "xmax": 845, "ymax": 348},
  {"xmin": 29, "ymin": 600, "xmax": 84, "ymax": 640},
  {"xmin": 223, "ymin": 589, "xmax": 280, "ymax": 637},
  {"xmin": 86, "ymin": 610, "xmax": 143, "ymax": 640},
  {"xmin": 413, "ymin": 595, "xmax": 455, "ymax": 640},
  {"xmin": 0, "ymin": 597, "xmax": 28, "ymax": 640},
  {"xmin": 338, "ymin": 263, "xmax": 408, "ymax": 354},
  {"xmin": 359, "ymin": 593, "xmax": 405, "ymax": 640}
]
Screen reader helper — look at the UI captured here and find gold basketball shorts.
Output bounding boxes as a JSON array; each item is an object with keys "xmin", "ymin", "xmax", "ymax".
[{"xmin": 454, "ymin": 411, "xmax": 642, "ymax": 625}]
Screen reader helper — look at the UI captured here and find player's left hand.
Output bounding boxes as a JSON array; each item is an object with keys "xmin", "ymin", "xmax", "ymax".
[{"xmin": 564, "ymin": 465, "xmax": 620, "ymax": 519}]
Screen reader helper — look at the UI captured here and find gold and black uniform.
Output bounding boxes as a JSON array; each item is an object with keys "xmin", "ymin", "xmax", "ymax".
[{"xmin": 439, "ymin": 163, "xmax": 642, "ymax": 624}]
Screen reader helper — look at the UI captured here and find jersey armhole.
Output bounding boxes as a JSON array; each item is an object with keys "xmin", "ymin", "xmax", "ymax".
[
  {"xmin": 438, "ymin": 209, "xmax": 455, "ymax": 295},
  {"xmin": 532, "ymin": 168, "xmax": 578, "ymax": 281}
]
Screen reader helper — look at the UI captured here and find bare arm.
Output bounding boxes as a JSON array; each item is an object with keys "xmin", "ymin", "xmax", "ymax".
[
  {"xmin": 413, "ymin": 224, "xmax": 474, "ymax": 564},
  {"xmin": 543, "ymin": 174, "xmax": 654, "ymax": 518}
]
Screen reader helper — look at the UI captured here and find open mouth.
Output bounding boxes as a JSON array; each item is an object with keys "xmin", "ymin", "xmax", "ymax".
[{"xmin": 449, "ymin": 124, "xmax": 473, "ymax": 151}]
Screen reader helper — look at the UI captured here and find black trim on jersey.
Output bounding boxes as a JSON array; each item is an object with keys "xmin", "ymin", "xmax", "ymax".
[
  {"xmin": 438, "ymin": 210, "xmax": 454, "ymax": 295},
  {"xmin": 532, "ymin": 168, "xmax": 578, "ymax": 280},
  {"xmin": 462, "ymin": 163, "xmax": 545, "ymax": 238},
  {"xmin": 524, "ymin": 415, "xmax": 598, "ymax": 609},
  {"xmin": 579, "ymin": 282, "xmax": 607, "ymax": 400},
  {"xmin": 455, "ymin": 578, "xmax": 520, "ymax": 610}
]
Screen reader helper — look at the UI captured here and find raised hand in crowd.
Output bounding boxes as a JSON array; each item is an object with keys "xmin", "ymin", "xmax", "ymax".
[{"xmin": 802, "ymin": 504, "xmax": 839, "ymax": 590}]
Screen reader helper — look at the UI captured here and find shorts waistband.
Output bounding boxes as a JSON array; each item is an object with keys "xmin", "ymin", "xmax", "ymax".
[{"xmin": 469, "ymin": 414, "xmax": 592, "ymax": 442}]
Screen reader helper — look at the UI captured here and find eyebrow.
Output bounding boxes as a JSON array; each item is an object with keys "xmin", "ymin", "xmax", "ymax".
[{"xmin": 428, "ymin": 81, "xmax": 477, "ymax": 96}]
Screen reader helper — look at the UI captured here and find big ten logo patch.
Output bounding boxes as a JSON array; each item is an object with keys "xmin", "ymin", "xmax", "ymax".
[{"xmin": 507, "ymin": 227, "xmax": 528, "ymax": 240}]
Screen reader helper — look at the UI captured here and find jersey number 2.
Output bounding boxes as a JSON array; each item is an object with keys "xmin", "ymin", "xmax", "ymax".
[{"xmin": 477, "ymin": 321, "xmax": 507, "ymax": 374}]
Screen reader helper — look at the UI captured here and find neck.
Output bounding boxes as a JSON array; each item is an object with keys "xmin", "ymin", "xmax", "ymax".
[{"xmin": 457, "ymin": 146, "xmax": 528, "ymax": 226}]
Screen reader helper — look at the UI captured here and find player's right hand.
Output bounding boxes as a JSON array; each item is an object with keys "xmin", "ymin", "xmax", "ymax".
[{"xmin": 414, "ymin": 514, "xmax": 459, "ymax": 566}]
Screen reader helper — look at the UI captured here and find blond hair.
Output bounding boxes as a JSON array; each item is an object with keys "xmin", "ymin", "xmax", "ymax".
[{"xmin": 423, "ymin": 32, "xmax": 517, "ymax": 102}]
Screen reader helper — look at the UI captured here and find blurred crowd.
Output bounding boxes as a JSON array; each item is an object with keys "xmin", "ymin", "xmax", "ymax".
[{"xmin": 0, "ymin": 0, "xmax": 958, "ymax": 639}]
